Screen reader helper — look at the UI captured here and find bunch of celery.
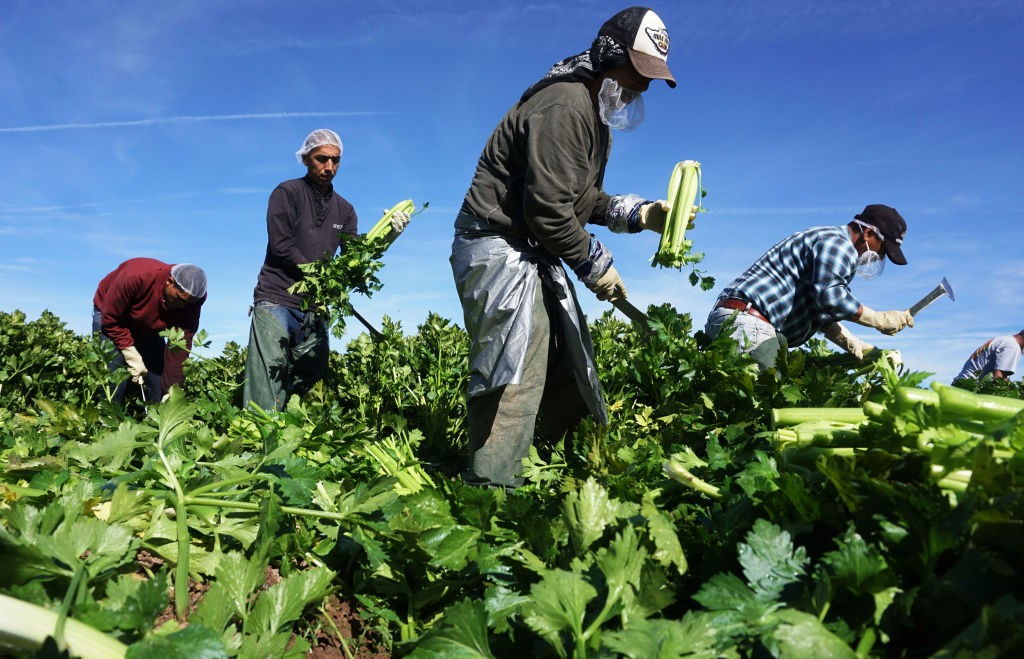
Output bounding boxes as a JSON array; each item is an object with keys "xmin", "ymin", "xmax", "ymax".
[
  {"xmin": 365, "ymin": 199, "xmax": 427, "ymax": 244},
  {"xmin": 771, "ymin": 382, "xmax": 1024, "ymax": 501},
  {"xmin": 652, "ymin": 160, "xmax": 705, "ymax": 270}
]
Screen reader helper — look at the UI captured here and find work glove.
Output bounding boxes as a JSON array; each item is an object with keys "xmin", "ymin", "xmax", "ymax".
[
  {"xmin": 638, "ymin": 201, "xmax": 698, "ymax": 233},
  {"xmin": 823, "ymin": 322, "xmax": 874, "ymax": 361},
  {"xmin": 390, "ymin": 209, "xmax": 411, "ymax": 234},
  {"xmin": 853, "ymin": 306, "xmax": 914, "ymax": 336},
  {"xmin": 638, "ymin": 200, "xmax": 669, "ymax": 233},
  {"xmin": 882, "ymin": 350, "xmax": 903, "ymax": 369},
  {"xmin": 120, "ymin": 346, "xmax": 148, "ymax": 385},
  {"xmin": 586, "ymin": 265, "xmax": 627, "ymax": 302}
]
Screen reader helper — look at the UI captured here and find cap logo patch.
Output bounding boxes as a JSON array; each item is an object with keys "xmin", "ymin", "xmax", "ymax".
[{"xmin": 645, "ymin": 27, "xmax": 669, "ymax": 56}]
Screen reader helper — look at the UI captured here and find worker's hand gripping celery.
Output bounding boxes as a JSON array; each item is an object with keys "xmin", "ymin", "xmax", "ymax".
[
  {"xmin": 365, "ymin": 199, "xmax": 427, "ymax": 245},
  {"xmin": 652, "ymin": 160, "xmax": 703, "ymax": 269}
]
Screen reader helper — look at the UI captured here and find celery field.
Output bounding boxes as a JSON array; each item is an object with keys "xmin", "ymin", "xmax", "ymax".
[{"xmin": 2, "ymin": 304, "xmax": 1024, "ymax": 658}]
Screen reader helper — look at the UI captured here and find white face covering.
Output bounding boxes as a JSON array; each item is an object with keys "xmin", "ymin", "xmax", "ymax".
[
  {"xmin": 855, "ymin": 249, "xmax": 885, "ymax": 279},
  {"xmin": 853, "ymin": 219, "xmax": 886, "ymax": 279},
  {"xmin": 597, "ymin": 77, "xmax": 645, "ymax": 131}
]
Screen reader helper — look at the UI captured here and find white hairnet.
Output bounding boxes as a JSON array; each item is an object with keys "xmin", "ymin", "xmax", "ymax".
[
  {"xmin": 170, "ymin": 263, "xmax": 207, "ymax": 298},
  {"xmin": 295, "ymin": 129, "xmax": 343, "ymax": 164}
]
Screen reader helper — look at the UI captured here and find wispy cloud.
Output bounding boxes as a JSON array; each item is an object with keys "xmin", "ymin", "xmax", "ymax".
[{"xmin": 0, "ymin": 111, "xmax": 393, "ymax": 134}]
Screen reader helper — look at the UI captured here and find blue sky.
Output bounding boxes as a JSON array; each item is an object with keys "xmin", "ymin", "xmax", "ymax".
[{"xmin": 1, "ymin": 0, "xmax": 1022, "ymax": 384}]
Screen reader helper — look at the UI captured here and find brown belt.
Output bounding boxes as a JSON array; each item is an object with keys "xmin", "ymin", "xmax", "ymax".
[{"xmin": 715, "ymin": 298, "xmax": 770, "ymax": 324}]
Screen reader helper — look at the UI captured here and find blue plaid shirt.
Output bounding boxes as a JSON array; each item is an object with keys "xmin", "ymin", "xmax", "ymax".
[{"xmin": 717, "ymin": 226, "xmax": 861, "ymax": 346}]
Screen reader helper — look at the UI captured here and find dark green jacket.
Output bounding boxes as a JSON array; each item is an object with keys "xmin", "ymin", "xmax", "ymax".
[{"xmin": 461, "ymin": 81, "xmax": 612, "ymax": 269}]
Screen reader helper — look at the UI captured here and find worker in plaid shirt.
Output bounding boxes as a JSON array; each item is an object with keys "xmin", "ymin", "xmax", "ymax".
[{"xmin": 705, "ymin": 204, "xmax": 914, "ymax": 371}]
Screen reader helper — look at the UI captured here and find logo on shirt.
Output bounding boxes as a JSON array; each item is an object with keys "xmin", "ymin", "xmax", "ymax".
[{"xmin": 332, "ymin": 224, "xmax": 345, "ymax": 230}]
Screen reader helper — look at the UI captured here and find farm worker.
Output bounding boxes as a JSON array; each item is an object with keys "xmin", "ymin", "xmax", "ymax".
[
  {"xmin": 242, "ymin": 129, "xmax": 410, "ymax": 411},
  {"xmin": 705, "ymin": 204, "xmax": 913, "ymax": 371},
  {"xmin": 92, "ymin": 258, "xmax": 207, "ymax": 403},
  {"xmin": 954, "ymin": 330, "xmax": 1024, "ymax": 381},
  {"xmin": 450, "ymin": 6, "xmax": 678, "ymax": 488}
]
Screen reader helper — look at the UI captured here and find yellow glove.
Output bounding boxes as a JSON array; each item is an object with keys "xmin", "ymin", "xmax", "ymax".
[
  {"xmin": 586, "ymin": 265, "xmax": 627, "ymax": 302},
  {"xmin": 823, "ymin": 322, "xmax": 874, "ymax": 360},
  {"xmin": 854, "ymin": 306, "xmax": 914, "ymax": 336},
  {"xmin": 120, "ymin": 346, "xmax": 148, "ymax": 385}
]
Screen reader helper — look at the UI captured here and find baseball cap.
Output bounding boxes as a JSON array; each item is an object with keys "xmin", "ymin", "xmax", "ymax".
[
  {"xmin": 854, "ymin": 204, "xmax": 908, "ymax": 265},
  {"xmin": 598, "ymin": 7, "xmax": 675, "ymax": 87}
]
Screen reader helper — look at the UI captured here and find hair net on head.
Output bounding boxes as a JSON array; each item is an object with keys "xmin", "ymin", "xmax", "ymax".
[
  {"xmin": 295, "ymin": 129, "xmax": 343, "ymax": 164},
  {"xmin": 170, "ymin": 263, "xmax": 207, "ymax": 299}
]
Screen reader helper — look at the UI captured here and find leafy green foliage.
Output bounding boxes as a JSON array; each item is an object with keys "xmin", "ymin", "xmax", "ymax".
[
  {"xmin": 287, "ymin": 233, "xmax": 389, "ymax": 338},
  {"xmin": 2, "ymin": 304, "xmax": 1024, "ymax": 657}
]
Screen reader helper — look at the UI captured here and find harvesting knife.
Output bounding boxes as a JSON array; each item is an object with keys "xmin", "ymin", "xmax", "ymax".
[
  {"xmin": 350, "ymin": 304, "xmax": 386, "ymax": 341},
  {"xmin": 908, "ymin": 277, "xmax": 955, "ymax": 317},
  {"xmin": 611, "ymin": 298, "xmax": 654, "ymax": 339}
]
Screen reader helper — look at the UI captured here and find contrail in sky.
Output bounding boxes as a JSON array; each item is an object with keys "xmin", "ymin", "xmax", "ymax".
[{"xmin": 0, "ymin": 111, "xmax": 390, "ymax": 133}]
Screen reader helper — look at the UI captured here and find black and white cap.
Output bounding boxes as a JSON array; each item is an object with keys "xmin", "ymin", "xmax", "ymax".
[{"xmin": 598, "ymin": 7, "xmax": 675, "ymax": 87}]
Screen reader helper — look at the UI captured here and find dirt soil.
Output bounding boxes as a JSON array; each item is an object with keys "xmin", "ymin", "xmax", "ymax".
[
  {"xmin": 139, "ymin": 551, "xmax": 388, "ymax": 656},
  {"xmin": 307, "ymin": 595, "xmax": 389, "ymax": 658}
]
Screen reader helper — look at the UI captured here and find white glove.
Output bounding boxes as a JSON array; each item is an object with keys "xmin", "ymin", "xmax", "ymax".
[
  {"xmin": 853, "ymin": 306, "xmax": 914, "ymax": 336},
  {"xmin": 823, "ymin": 322, "xmax": 874, "ymax": 361},
  {"xmin": 586, "ymin": 265, "xmax": 627, "ymax": 302},
  {"xmin": 638, "ymin": 201, "xmax": 698, "ymax": 233},
  {"xmin": 390, "ymin": 209, "xmax": 411, "ymax": 234},
  {"xmin": 121, "ymin": 346, "xmax": 148, "ymax": 385}
]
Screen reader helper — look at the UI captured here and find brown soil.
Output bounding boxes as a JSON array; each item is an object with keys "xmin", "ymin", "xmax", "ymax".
[
  {"xmin": 136, "ymin": 549, "xmax": 165, "ymax": 571},
  {"xmin": 139, "ymin": 550, "xmax": 388, "ymax": 657},
  {"xmin": 306, "ymin": 595, "xmax": 390, "ymax": 659}
]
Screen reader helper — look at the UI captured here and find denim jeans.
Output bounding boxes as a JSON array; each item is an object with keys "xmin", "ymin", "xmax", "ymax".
[{"xmin": 91, "ymin": 307, "xmax": 164, "ymax": 402}]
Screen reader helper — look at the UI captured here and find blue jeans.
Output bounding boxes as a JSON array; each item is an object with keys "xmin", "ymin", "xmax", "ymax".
[{"xmin": 91, "ymin": 307, "xmax": 164, "ymax": 402}]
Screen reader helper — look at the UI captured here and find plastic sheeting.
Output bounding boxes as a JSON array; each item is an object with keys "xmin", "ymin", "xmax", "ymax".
[{"xmin": 450, "ymin": 212, "xmax": 608, "ymax": 424}]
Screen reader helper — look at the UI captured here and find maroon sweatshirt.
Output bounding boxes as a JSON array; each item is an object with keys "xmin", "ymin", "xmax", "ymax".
[{"xmin": 93, "ymin": 258, "xmax": 205, "ymax": 393}]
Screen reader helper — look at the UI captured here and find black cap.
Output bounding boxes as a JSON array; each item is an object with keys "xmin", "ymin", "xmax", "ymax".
[
  {"xmin": 598, "ymin": 7, "xmax": 676, "ymax": 88},
  {"xmin": 855, "ymin": 204, "xmax": 907, "ymax": 265}
]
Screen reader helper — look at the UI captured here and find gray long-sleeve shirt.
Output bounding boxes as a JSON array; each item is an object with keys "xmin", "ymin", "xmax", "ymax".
[
  {"xmin": 460, "ymin": 81, "xmax": 612, "ymax": 269},
  {"xmin": 252, "ymin": 176, "xmax": 357, "ymax": 308}
]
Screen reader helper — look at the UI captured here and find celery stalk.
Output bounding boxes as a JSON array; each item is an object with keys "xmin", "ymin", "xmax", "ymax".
[
  {"xmin": 366, "ymin": 199, "xmax": 417, "ymax": 243},
  {"xmin": 932, "ymin": 382, "xmax": 1024, "ymax": 422},
  {"xmin": 772, "ymin": 408, "xmax": 867, "ymax": 428},
  {"xmin": 652, "ymin": 160, "xmax": 702, "ymax": 269},
  {"xmin": 0, "ymin": 594, "xmax": 127, "ymax": 659}
]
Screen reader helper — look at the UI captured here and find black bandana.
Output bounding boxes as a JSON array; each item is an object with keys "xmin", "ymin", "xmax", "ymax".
[{"xmin": 520, "ymin": 35, "xmax": 629, "ymax": 102}]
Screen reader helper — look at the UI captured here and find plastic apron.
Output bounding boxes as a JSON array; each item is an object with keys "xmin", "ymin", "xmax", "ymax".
[{"xmin": 450, "ymin": 213, "xmax": 608, "ymax": 424}]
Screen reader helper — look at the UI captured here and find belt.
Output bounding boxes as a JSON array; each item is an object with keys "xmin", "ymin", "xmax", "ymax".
[{"xmin": 715, "ymin": 298, "xmax": 771, "ymax": 324}]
